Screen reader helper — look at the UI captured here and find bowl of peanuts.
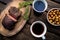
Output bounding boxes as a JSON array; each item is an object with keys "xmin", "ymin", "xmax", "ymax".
[{"xmin": 47, "ymin": 8, "xmax": 60, "ymax": 26}]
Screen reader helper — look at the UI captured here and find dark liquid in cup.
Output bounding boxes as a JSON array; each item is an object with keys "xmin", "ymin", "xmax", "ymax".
[{"xmin": 32, "ymin": 23, "xmax": 44, "ymax": 35}]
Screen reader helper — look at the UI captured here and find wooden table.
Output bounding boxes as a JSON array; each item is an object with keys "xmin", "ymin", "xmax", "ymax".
[{"xmin": 0, "ymin": 0, "xmax": 60, "ymax": 40}]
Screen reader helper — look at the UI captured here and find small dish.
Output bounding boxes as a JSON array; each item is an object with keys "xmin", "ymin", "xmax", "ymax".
[{"xmin": 47, "ymin": 8, "xmax": 60, "ymax": 26}]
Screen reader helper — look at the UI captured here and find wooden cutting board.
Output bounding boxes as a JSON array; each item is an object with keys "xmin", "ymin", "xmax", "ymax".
[{"xmin": 0, "ymin": 1, "xmax": 31, "ymax": 36}]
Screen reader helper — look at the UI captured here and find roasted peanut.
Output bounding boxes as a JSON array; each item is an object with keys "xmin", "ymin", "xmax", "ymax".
[{"xmin": 48, "ymin": 9, "xmax": 60, "ymax": 25}]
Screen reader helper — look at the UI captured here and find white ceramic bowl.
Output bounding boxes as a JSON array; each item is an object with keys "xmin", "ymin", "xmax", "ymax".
[
  {"xmin": 47, "ymin": 8, "xmax": 60, "ymax": 26},
  {"xmin": 32, "ymin": 0, "xmax": 48, "ymax": 13}
]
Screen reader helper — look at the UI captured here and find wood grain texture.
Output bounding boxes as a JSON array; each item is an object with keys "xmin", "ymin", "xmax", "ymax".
[{"xmin": 0, "ymin": 0, "xmax": 60, "ymax": 40}]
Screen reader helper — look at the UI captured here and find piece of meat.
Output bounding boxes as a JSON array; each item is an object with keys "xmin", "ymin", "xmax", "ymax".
[
  {"xmin": 2, "ymin": 14, "xmax": 17, "ymax": 30},
  {"xmin": 2, "ymin": 7, "xmax": 22, "ymax": 30},
  {"xmin": 8, "ymin": 7, "xmax": 21, "ymax": 20}
]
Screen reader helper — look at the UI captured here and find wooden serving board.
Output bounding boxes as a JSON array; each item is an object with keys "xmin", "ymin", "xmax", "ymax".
[{"xmin": 0, "ymin": 1, "xmax": 31, "ymax": 36}]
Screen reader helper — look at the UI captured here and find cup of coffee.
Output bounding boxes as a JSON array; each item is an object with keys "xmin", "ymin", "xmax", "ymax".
[
  {"xmin": 32, "ymin": 0, "xmax": 48, "ymax": 13},
  {"xmin": 30, "ymin": 21, "xmax": 47, "ymax": 40}
]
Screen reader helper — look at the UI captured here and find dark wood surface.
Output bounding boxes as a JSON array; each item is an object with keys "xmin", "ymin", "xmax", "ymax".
[
  {"xmin": 0, "ymin": 0, "xmax": 60, "ymax": 40},
  {"xmin": 0, "ymin": 0, "xmax": 12, "ymax": 13}
]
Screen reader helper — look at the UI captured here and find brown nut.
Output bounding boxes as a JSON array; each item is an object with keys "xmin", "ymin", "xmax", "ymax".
[
  {"xmin": 56, "ymin": 22, "xmax": 59, "ymax": 25},
  {"xmin": 52, "ymin": 16, "xmax": 55, "ymax": 20},
  {"xmin": 58, "ymin": 15, "xmax": 60, "ymax": 18},
  {"xmin": 53, "ymin": 13, "xmax": 55, "ymax": 15},
  {"xmin": 48, "ymin": 16, "xmax": 52, "ymax": 20},
  {"xmin": 49, "ymin": 20, "xmax": 53, "ymax": 23},
  {"xmin": 51, "ymin": 15, "xmax": 53, "ymax": 17}
]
